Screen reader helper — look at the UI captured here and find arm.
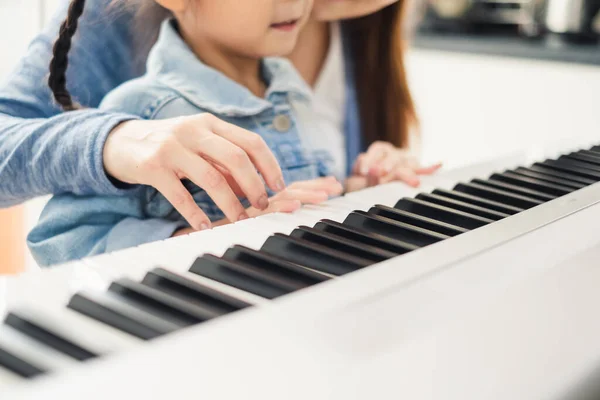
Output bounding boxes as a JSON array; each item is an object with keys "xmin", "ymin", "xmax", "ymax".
[
  {"xmin": 26, "ymin": 192, "xmax": 187, "ymax": 267},
  {"xmin": 0, "ymin": 0, "xmax": 142, "ymax": 206}
]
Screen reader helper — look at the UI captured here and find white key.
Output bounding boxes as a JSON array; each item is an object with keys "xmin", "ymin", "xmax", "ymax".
[
  {"xmin": 7, "ymin": 306, "xmax": 142, "ymax": 356},
  {"xmin": 5, "ymin": 261, "xmax": 109, "ymax": 311},
  {"xmin": 0, "ymin": 367, "xmax": 21, "ymax": 388},
  {"xmin": 344, "ymin": 182, "xmax": 418, "ymax": 208},
  {"xmin": 0, "ymin": 326, "xmax": 77, "ymax": 372}
]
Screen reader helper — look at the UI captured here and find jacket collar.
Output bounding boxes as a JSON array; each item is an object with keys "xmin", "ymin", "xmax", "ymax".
[{"xmin": 146, "ymin": 20, "xmax": 312, "ymax": 116}]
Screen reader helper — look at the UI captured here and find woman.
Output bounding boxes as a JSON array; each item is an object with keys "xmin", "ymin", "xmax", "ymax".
[{"xmin": 0, "ymin": 0, "xmax": 436, "ymax": 231}]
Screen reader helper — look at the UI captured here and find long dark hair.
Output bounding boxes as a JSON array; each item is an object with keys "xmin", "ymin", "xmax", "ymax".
[
  {"xmin": 48, "ymin": 0, "xmax": 86, "ymax": 111},
  {"xmin": 345, "ymin": 1, "xmax": 418, "ymax": 149},
  {"xmin": 48, "ymin": 0, "xmax": 169, "ymax": 111}
]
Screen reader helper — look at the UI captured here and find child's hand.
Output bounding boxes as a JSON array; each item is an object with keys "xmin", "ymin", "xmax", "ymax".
[
  {"xmin": 173, "ymin": 177, "xmax": 343, "ymax": 235},
  {"xmin": 245, "ymin": 176, "xmax": 343, "ymax": 218},
  {"xmin": 351, "ymin": 141, "xmax": 442, "ymax": 189}
]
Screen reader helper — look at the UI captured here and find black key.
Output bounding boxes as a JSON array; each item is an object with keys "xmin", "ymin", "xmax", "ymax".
[
  {"xmin": 539, "ymin": 160, "xmax": 600, "ymax": 181},
  {"xmin": 579, "ymin": 149, "xmax": 600, "ymax": 158},
  {"xmin": 589, "ymin": 145, "xmax": 600, "ymax": 154},
  {"xmin": 314, "ymin": 220, "xmax": 414, "ymax": 255},
  {"xmin": 4, "ymin": 312, "xmax": 97, "ymax": 362},
  {"xmin": 223, "ymin": 245, "xmax": 329, "ymax": 287},
  {"xmin": 393, "ymin": 198, "xmax": 492, "ymax": 230},
  {"xmin": 290, "ymin": 226, "xmax": 395, "ymax": 263},
  {"xmin": 416, "ymin": 192, "xmax": 508, "ymax": 221},
  {"xmin": 432, "ymin": 188, "xmax": 523, "ymax": 215},
  {"xmin": 570, "ymin": 151, "xmax": 600, "ymax": 166},
  {"xmin": 189, "ymin": 255, "xmax": 292, "ymax": 299},
  {"xmin": 109, "ymin": 278, "xmax": 218, "ymax": 326},
  {"xmin": 0, "ymin": 346, "xmax": 46, "ymax": 378},
  {"xmin": 142, "ymin": 268, "xmax": 249, "ymax": 316},
  {"xmin": 344, "ymin": 211, "xmax": 447, "ymax": 247},
  {"xmin": 454, "ymin": 182, "xmax": 543, "ymax": 209},
  {"xmin": 489, "ymin": 172, "xmax": 573, "ymax": 196},
  {"xmin": 512, "ymin": 167, "xmax": 586, "ymax": 190},
  {"xmin": 527, "ymin": 164, "xmax": 596, "ymax": 186},
  {"xmin": 261, "ymin": 233, "xmax": 370, "ymax": 276},
  {"xmin": 68, "ymin": 292, "xmax": 179, "ymax": 340},
  {"xmin": 559, "ymin": 155, "xmax": 600, "ymax": 172},
  {"xmin": 471, "ymin": 178, "xmax": 556, "ymax": 202},
  {"xmin": 369, "ymin": 204, "xmax": 467, "ymax": 236},
  {"xmin": 199, "ymin": 253, "xmax": 310, "ymax": 292}
]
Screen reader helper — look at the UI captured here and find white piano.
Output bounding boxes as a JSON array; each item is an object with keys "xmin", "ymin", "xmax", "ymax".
[{"xmin": 2, "ymin": 137, "xmax": 600, "ymax": 400}]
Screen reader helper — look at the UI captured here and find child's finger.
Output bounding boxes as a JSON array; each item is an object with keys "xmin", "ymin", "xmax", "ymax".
[
  {"xmin": 416, "ymin": 163, "xmax": 443, "ymax": 175},
  {"xmin": 275, "ymin": 189, "xmax": 330, "ymax": 204},
  {"xmin": 247, "ymin": 199, "xmax": 302, "ymax": 218},
  {"xmin": 267, "ymin": 199, "xmax": 302, "ymax": 214},
  {"xmin": 373, "ymin": 153, "xmax": 402, "ymax": 177},
  {"xmin": 380, "ymin": 166, "xmax": 421, "ymax": 187},
  {"xmin": 287, "ymin": 177, "xmax": 343, "ymax": 195},
  {"xmin": 359, "ymin": 143, "xmax": 392, "ymax": 175}
]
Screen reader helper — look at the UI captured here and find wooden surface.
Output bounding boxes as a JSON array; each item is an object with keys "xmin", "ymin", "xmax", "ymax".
[{"xmin": 0, "ymin": 206, "xmax": 25, "ymax": 275}]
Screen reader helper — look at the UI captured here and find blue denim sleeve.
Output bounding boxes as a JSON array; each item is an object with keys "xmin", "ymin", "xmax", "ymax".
[
  {"xmin": 26, "ymin": 192, "xmax": 187, "ymax": 267},
  {"xmin": 0, "ymin": 0, "xmax": 143, "ymax": 207}
]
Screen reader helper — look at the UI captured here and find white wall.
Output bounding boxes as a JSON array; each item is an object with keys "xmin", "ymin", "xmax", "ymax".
[{"xmin": 406, "ymin": 49, "xmax": 600, "ymax": 170}]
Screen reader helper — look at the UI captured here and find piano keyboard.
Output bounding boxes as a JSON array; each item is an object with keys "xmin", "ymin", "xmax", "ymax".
[{"xmin": 3, "ymin": 140, "xmax": 600, "ymax": 398}]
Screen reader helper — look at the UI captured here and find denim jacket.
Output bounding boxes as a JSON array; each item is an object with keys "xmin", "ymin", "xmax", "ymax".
[{"xmin": 27, "ymin": 20, "xmax": 351, "ymax": 267}]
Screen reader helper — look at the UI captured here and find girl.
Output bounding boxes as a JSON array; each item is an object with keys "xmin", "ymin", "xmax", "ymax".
[{"xmin": 27, "ymin": 0, "xmax": 440, "ymax": 266}]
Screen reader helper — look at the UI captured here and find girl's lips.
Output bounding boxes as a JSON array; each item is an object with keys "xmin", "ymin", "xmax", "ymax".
[{"xmin": 271, "ymin": 19, "xmax": 299, "ymax": 32}]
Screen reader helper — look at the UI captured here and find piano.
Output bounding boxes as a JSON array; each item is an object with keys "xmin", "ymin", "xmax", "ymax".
[{"xmin": 2, "ymin": 137, "xmax": 600, "ymax": 399}]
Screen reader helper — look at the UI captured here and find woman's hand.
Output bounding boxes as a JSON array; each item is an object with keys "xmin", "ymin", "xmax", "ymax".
[
  {"xmin": 103, "ymin": 114, "xmax": 286, "ymax": 231},
  {"xmin": 347, "ymin": 141, "xmax": 442, "ymax": 192}
]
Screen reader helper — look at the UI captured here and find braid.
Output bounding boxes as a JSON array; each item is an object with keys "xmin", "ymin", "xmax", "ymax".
[{"xmin": 48, "ymin": 0, "xmax": 86, "ymax": 111}]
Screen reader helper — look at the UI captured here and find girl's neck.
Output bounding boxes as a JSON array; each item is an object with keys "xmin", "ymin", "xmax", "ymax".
[
  {"xmin": 179, "ymin": 25, "xmax": 266, "ymax": 98},
  {"xmin": 287, "ymin": 19, "xmax": 330, "ymax": 88}
]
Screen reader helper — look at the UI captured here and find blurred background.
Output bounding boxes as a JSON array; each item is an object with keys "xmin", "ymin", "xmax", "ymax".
[{"xmin": 1, "ymin": 0, "xmax": 600, "ymax": 273}]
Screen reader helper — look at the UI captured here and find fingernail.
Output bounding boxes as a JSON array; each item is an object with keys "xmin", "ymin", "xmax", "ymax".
[
  {"xmin": 275, "ymin": 178, "xmax": 286, "ymax": 192},
  {"xmin": 199, "ymin": 223, "xmax": 210, "ymax": 231},
  {"xmin": 238, "ymin": 213, "xmax": 249, "ymax": 222},
  {"xmin": 257, "ymin": 194, "xmax": 269, "ymax": 210}
]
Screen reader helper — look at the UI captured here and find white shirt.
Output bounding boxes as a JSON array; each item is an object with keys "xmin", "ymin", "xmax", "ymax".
[{"xmin": 293, "ymin": 22, "xmax": 347, "ymax": 181}]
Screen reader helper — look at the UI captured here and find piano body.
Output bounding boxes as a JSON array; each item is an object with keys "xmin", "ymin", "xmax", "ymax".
[{"xmin": 2, "ymin": 137, "xmax": 600, "ymax": 399}]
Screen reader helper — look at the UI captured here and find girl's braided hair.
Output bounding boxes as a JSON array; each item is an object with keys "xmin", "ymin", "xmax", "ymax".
[
  {"xmin": 48, "ymin": 0, "xmax": 86, "ymax": 111},
  {"xmin": 48, "ymin": 0, "xmax": 170, "ymax": 112}
]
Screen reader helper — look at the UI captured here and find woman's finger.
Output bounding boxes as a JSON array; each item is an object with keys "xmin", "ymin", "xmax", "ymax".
[
  {"xmin": 207, "ymin": 115, "xmax": 286, "ymax": 193},
  {"xmin": 174, "ymin": 149, "xmax": 249, "ymax": 224},
  {"xmin": 213, "ymin": 164, "xmax": 246, "ymax": 198},
  {"xmin": 193, "ymin": 134, "xmax": 269, "ymax": 210},
  {"xmin": 151, "ymin": 171, "xmax": 212, "ymax": 231}
]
